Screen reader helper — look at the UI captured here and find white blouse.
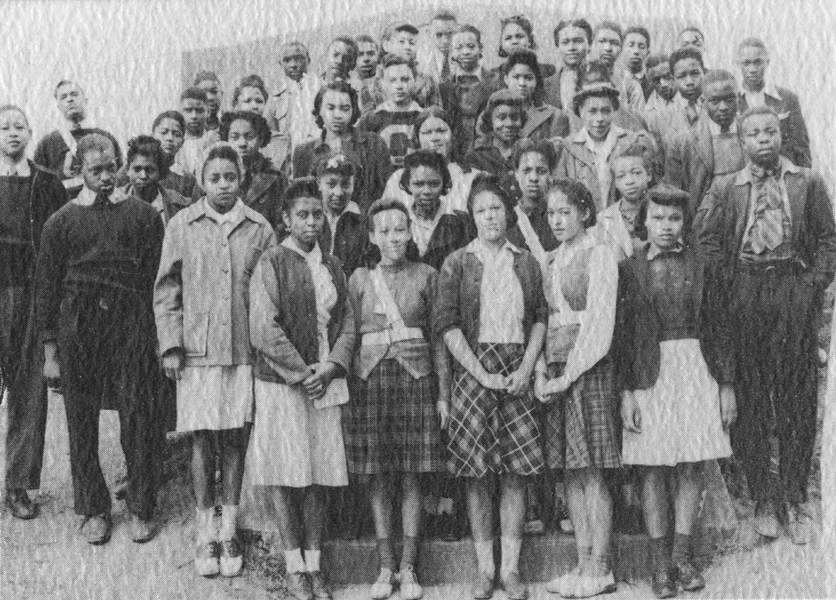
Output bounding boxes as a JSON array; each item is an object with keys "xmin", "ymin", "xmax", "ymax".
[{"xmin": 468, "ymin": 238, "xmax": 525, "ymax": 345}]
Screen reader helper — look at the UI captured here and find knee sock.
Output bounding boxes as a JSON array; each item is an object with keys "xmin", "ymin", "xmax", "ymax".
[
  {"xmin": 284, "ymin": 548, "xmax": 305, "ymax": 574},
  {"xmin": 474, "ymin": 540, "xmax": 495, "ymax": 577},
  {"xmin": 499, "ymin": 537, "xmax": 522, "ymax": 580},
  {"xmin": 591, "ymin": 552, "xmax": 611, "ymax": 576},
  {"xmin": 196, "ymin": 507, "xmax": 216, "ymax": 543},
  {"xmin": 304, "ymin": 549, "xmax": 321, "ymax": 573},
  {"xmin": 377, "ymin": 538, "xmax": 397, "ymax": 572},
  {"xmin": 577, "ymin": 545, "xmax": 592, "ymax": 571},
  {"xmin": 400, "ymin": 536, "xmax": 420, "ymax": 571},
  {"xmin": 650, "ymin": 536, "xmax": 671, "ymax": 573},
  {"xmin": 672, "ymin": 533, "xmax": 692, "ymax": 564},
  {"xmin": 219, "ymin": 504, "xmax": 238, "ymax": 542}
]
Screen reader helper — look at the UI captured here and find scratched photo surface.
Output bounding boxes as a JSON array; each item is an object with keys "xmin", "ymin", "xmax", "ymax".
[{"xmin": 0, "ymin": 1, "xmax": 834, "ymax": 598}]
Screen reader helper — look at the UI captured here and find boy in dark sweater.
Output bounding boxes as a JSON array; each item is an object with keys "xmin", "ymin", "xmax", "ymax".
[
  {"xmin": 1, "ymin": 105, "xmax": 68, "ymax": 520},
  {"xmin": 35, "ymin": 133, "xmax": 165, "ymax": 546}
]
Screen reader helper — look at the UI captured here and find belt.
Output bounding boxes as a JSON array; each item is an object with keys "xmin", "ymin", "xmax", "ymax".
[{"xmin": 361, "ymin": 327, "xmax": 424, "ymax": 347}]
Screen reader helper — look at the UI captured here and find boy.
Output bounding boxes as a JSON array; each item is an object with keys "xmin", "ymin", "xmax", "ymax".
[
  {"xmin": 34, "ymin": 80, "xmax": 121, "ymax": 199},
  {"xmin": 369, "ymin": 22, "xmax": 440, "ymax": 111},
  {"xmin": 264, "ymin": 41, "xmax": 322, "ymax": 173},
  {"xmin": 194, "ymin": 70, "xmax": 223, "ymax": 131},
  {"xmin": 678, "ymin": 26, "xmax": 705, "ymax": 52},
  {"xmin": 356, "ymin": 35, "xmax": 382, "ymax": 114},
  {"xmin": 543, "ymin": 19, "xmax": 592, "ymax": 110},
  {"xmin": 176, "ymin": 87, "xmax": 221, "ymax": 178},
  {"xmin": 621, "ymin": 26, "xmax": 653, "ymax": 101},
  {"xmin": 644, "ymin": 54, "xmax": 675, "ymax": 113},
  {"xmin": 358, "ymin": 55, "xmax": 422, "ymax": 168},
  {"xmin": 1, "ymin": 106, "xmax": 67, "ymax": 520},
  {"xmin": 35, "ymin": 134, "xmax": 166, "ymax": 545},
  {"xmin": 419, "ymin": 11, "xmax": 458, "ymax": 83},
  {"xmin": 666, "ymin": 70, "xmax": 745, "ymax": 220},
  {"xmin": 321, "ymin": 36, "xmax": 362, "ymax": 90},
  {"xmin": 698, "ymin": 106, "xmax": 836, "ymax": 545},
  {"xmin": 736, "ymin": 37, "xmax": 811, "ymax": 167},
  {"xmin": 589, "ymin": 21, "xmax": 644, "ymax": 111}
]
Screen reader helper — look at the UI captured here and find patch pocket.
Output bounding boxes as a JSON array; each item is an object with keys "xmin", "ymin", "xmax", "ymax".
[{"xmin": 183, "ymin": 311, "xmax": 209, "ymax": 357}]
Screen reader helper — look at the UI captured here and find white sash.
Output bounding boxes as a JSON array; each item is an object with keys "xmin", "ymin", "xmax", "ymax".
[
  {"xmin": 59, "ymin": 128, "xmax": 83, "ymax": 190},
  {"xmin": 515, "ymin": 205, "xmax": 547, "ymax": 267},
  {"xmin": 366, "ymin": 267, "xmax": 425, "ymax": 346},
  {"xmin": 548, "ymin": 262, "xmax": 587, "ymax": 329}
]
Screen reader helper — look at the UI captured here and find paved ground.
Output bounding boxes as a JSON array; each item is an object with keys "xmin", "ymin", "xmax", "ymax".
[{"xmin": 1, "ymin": 393, "xmax": 834, "ymax": 600}]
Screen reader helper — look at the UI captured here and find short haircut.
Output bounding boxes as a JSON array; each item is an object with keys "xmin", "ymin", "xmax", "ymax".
[
  {"xmin": 412, "ymin": 105, "xmax": 455, "ymax": 147},
  {"xmin": 0, "ymin": 104, "xmax": 29, "ymax": 128},
  {"xmin": 180, "ymin": 87, "xmax": 208, "ymax": 104},
  {"xmin": 701, "ymin": 69, "xmax": 737, "ymax": 90},
  {"xmin": 366, "ymin": 197, "xmax": 411, "ymax": 232},
  {"xmin": 313, "ymin": 81, "xmax": 361, "ymax": 130},
  {"xmin": 669, "ymin": 47, "xmax": 704, "ymax": 73},
  {"xmin": 329, "ymin": 36, "xmax": 359, "ymax": 71},
  {"xmin": 553, "ymin": 19, "xmax": 593, "ymax": 46},
  {"xmin": 219, "ymin": 110, "xmax": 272, "ymax": 148},
  {"xmin": 635, "ymin": 183, "xmax": 692, "ymax": 242},
  {"xmin": 432, "ymin": 10, "xmax": 457, "ymax": 22},
  {"xmin": 282, "ymin": 177, "xmax": 322, "ymax": 213},
  {"xmin": 737, "ymin": 36, "xmax": 768, "ymax": 55},
  {"xmin": 502, "ymin": 48, "xmax": 543, "ymax": 93},
  {"xmin": 280, "ymin": 41, "xmax": 311, "ymax": 62},
  {"xmin": 54, "ymin": 79, "xmax": 84, "ymax": 98},
  {"xmin": 454, "ymin": 24, "xmax": 483, "ymax": 47},
  {"xmin": 645, "ymin": 53, "xmax": 669, "ymax": 71},
  {"xmin": 480, "ymin": 89, "xmax": 527, "ymax": 134},
  {"xmin": 624, "ymin": 26, "xmax": 650, "ymax": 47},
  {"xmin": 593, "ymin": 20, "xmax": 624, "ymax": 43},
  {"xmin": 232, "ymin": 74, "xmax": 269, "ymax": 107},
  {"xmin": 193, "ymin": 70, "xmax": 220, "ymax": 86},
  {"xmin": 739, "ymin": 105, "xmax": 780, "ymax": 128},
  {"xmin": 547, "ymin": 178, "xmax": 597, "ymax": 227},
  {"xmin": 313, "ymin": 152, "xmax": 360, "ymax": 180},
  {"xmin": 382, "ymin": 22, "xmax": 419, "ymax": 43},
  {"xmin": 201, "ymin": 142, "xmax": 243, "ymax": 185},
  {"xmin": 512, "ymin": 138, "xmax": 559, "ymax": 171},
  {"xmin": 126, "ymin": 135, "xmax": 168, "ymax": 178},
  {"xmin": 381, "ymin": 53, "xmax": 417, "ymax": 75},
  {"xmin": 679, "ymin": 26, "xmax": 705, "ymax": 42},
  {"xmin": 610, "ymin": 140, "xmax": 659, "ymax": 187},
  {"xmin": 356, "ymin": 34, "xmax": 379, "ymax": 48},
  {"xmin": 152, "ymin": 110, "xmax": 185, "ymax": 133},
  {"xmin": 76, "ymin": 133, "xmax": 115, "ymax": 165},
  {"xmin": 573, "ymin": 62, "xmax": 621, "ymax": 115},
  {"xmin": 399, "ymin": 148, "xmax": 453, "ymax": 195},
  {"xmin": 466, "ymin": 172, "xmax": 511, "ymax": 217},
  {"xmin": 498, "ymin": 15, "xmax": 537, "ymax": 57}
]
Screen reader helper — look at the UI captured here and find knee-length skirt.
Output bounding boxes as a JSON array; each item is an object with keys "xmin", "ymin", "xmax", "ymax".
[
  {"xmin": 246, "ymin": 378, "xmax": 348, "ymax": 488},
  {"xmin": 176, "ymin": 365, "xmax": 254, "ymax": 432},
  {"xmin": 622, "ymin": 339, "xmax": 732, "ymax": 466},
  {"xmin": 544, "ymin": 356, "xmax": 622, "ymax": 471},
  {"xmin": 446, "ymin": 343, "xmax": 544, "ymax": 478},
  {"xmin": 345, "ymin": 359, "xmax": 443, "ymax": 475}
]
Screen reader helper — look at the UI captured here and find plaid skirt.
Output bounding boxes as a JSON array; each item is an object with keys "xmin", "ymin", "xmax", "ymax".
[
  {"xmin": 345, "ymin": 359, "xmax": 442, "ymax": 475},
  {"xmin": 446, "ymin": 343, "xmax": 544, "ymax": 478},
  {"xmin": 544, "ymin": 357, "xmax": 622, "ymax": 470}
]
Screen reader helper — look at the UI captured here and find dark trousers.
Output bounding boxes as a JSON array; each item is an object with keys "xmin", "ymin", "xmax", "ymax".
[
  {"xmin": 3, "ymin": 285, "xmax": 49, "ymax": 491},
  {"xmin": 730, "ymin": 268, "xmax": 819, "ymax": 505},
  {"xmin": 59, "ymin": 291, "xmax": 164, "ymax": 519}
]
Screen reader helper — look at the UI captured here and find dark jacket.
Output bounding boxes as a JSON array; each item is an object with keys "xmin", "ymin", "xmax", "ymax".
[
  {"xmin": 23, "ymin": 161, "xmax": 69, "ymax": 255},
  {"xmin": 738, "ymin": 86, "xmax": 812, "ymax": 168},
  {"xmin": 434, "ymin": 241, "xmax": 548, "ymax": 369},
  {"xmin": 241, "ymin": 153, "xmax": 288, "ymax": 236},
  {"xmin": 440, "ymin": 69, "xmax": 503, "ymax": 161},
  {"xmin": 251, "ymin": 244, "xmax": 355, "ymax": 384},
  {"xmin": 617, "ymin": 246, "xmax": 734, "ymax": 390},
  {"xmin": 319, "ymin": 209, "xmax": 369, "ymax": 277}
]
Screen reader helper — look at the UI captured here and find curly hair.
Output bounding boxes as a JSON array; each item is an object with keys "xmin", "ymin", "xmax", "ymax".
[
  {"xmin": 126, "ymin": 135, "xmax": 168, "ymax": 178},
  {"xmin": 399, "ymin": 148, "xmax": 452, "ymax": 195},
  {"xmin": 232, "ymin": 74, "xmax": 269, "ymax": 109},
  {"xmin": 546, "ymin": 178, "xmax": 597, "ymax": 228},
  {"xmin": 498, "ymin": 15, "xmax": 536, "ymax": 57},
  {"xmin": 313, "ymin": 81, "xmax": 361, "ymax": 131},
  {"xmin": 219, "ymin": 110, "xmax": 271, "ymax": 148}
]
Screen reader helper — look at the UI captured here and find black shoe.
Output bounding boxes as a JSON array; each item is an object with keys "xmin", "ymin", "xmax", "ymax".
[
  {"xmin": 674, "ymin": 560, "xmax": 705, "ymax": 592},
  {"xmin": 615, "ymin": 505, "xmax": 644, "ymax": 535},
  {"xmin": 436, "ymin": 512, "xmax": 462, "ymax": 542},
  {"xmin": 651, "ymin": 570, "xmax": 677, "ymax": 598},
  {"xmin": 4, "ymin": 489, "xmax": 38, "ymax": 520}
]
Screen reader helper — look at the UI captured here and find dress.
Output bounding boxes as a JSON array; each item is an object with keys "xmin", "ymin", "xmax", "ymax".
[{"xmin": 622, "ymin": 250, "xmax": 732, "ymax": 466}]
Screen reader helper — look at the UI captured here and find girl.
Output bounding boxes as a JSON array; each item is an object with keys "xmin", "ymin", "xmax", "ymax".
[
  {"xmin": 492, "ymin": 16, "xmax": 556, "ymax": 79},
  {"xmin": 346, "ymin": 197, "xmax": 450, "ymax": 600},
  {"xmin": 293, "ymin": 81, "xmax": 392, "ymax": 214},
  {"xmin": 536, "ymin": 179, "xmax": 621, "ymax": 598},
  {"xmin": 619, "ymin": 185, "xmax": 735, "ymax": 598},
  {"xmin": 555, "ymin": 78, "xmax": 653, "ymax": 212},
  {"xmin": 464, "ymin": 90, "xmax": 525, "ymax": 201},
  {"xmin": 154, "ymin": 143, "xmax": 276, "ymax": 577},
  {"xmin": 383, "ymin": 106, "xmax": 481, "ymax": 214},
  {"xmin": 435, "ymin": 174, "xmax": 547, "ymax": 600},
  {"xmin": 232, "ymin": 75, "xmax": 269, "ymax": 116},
  {"xmin": 246, "ymin": 179, "xmax": 355, "ymax": 600},
  {"xmin": 506, "ymin": 139, "xmax": 559, "ymax": 265},
  {"xmin": 219, "ymin": 110, "xmax": 288, "ymax": 235},
  {"xmin": 121, "ymin": 135, "xmax": 192, "ymax": 226}
]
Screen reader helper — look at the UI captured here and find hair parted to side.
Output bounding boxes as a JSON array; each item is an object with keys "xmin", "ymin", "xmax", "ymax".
[
  {"xmin": 479, "ymin": 89, "xmax": 527, "ymax": 134},
  {"xmin": 593, "ymin": 20, "xmax": 624, "ymax": 43},
  {"xmin": 466, "ymin": 172, "xmax": 511, "ymax": 217},
  {"xmin": 624, "ymin": 25, "xmax": 651, "ymax": 47},
  {"xmin": 282, "ymin": 177, "xmax": 323, "ymax": 214},
  {"xmin": 0, "ymin": 104, "xmax": 30, "ymax": 128},
  {"xmin": 219, "ymin": 110, "xmax": 272, "ymax": 148},
  {"xmin": 399, "ymin": 148, "xmax": 452, "ymax": 195},
  {"xmin": 232, "ymin": 74, "xmax": 269, "ymax": 108},
  {"xmin": 547, "ymin": 178, "xmax": 597, "ymax": 228},
  {"xmin": 609, "ymin": 137, "xmax": 660, "ymax": 186},
  {"xmin": 512, "ymin": 138, "xmax": 559, "ymax": 172},
  {"xmin": 553, "ymin": 19, "xmax": 593, "ymax": 46},
  {"xmin": 200, "ymin": 142, "xmax": 244, "ymax": 186},
  {"xmin": 180, "ymin": 87, "xmax": 209, "ymax": 104},
  {"xmin": 152, "ymin": 110, "xmax": 185, "ymax": 133},
  {"xmin": 313, "ymin": 81, "xmax": 361, "ymax": 131},
  {"xmin": 126, "ymin": 135, "xmax": 169, "ymax": 178},
  {"xmin": 76, "ymin": 133, "xmax": 116, "ymax": 166},
  {"xmin": 366, "ymin": 197, "xmax": 412, "ymax": 232},
  {"xmin": 634, "ymin": 183, "xmax": 692, "ymax": 242},
  {"xmin": 669, "ymin": 46, "xmax": 705, "ymax": 73}
]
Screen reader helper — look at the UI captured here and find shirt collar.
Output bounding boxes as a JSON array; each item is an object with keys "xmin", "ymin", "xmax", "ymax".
[
  {"xmin": 282, "ymin": 234, "xmax": 323, "ymax": 263},
  {"xmin": 203, "ymin": 196, "xmax": 243, "ymax": 224},
  {"xmin": 451, "ymin": 63, "xmax": 482, "ymax": 80},
  {"xmin": 708, "ymin": 119, "xmax": 738, "ymax": 136},
  {"xmin": 74, "ymin": 186, "xmax": 128, "ymax": 206},
  {"xmin": 646, "ymin": 240, "xmax": 684, "ymax": 260},
  {"xmin": 0, "ymin": 158, "xmax": 31, "ymax": 177},
  {"xmin": 743, "ymin": 82, "xmax": 782, "ymax": 102},
  {"xmin": 327, "ymin": 201, "xmax": 361, "ymax": 221},
  {"xmin": 465, "ymin": 237, "xmax": 522, "ymax": 256},
  {"xmin": 376, "ymin": 100, "xmax": 422, "ymax": 113},
  {"xmin": 674, "ymin": 92, "xmax": 702, "ymax": 108},
  {"xmin": 576, "ymin": 125, "xmax": 623, "ymax": 154},
  {"xmin": 734, "ymin": 155, "xmax": 800, "ymax": 186}
]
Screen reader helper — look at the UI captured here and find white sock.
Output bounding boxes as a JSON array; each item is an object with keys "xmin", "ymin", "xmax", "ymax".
[
  {"xmin": 438, "ymin": 497, "xmax": 454, "ymax": 515},
  {"xmin": 196, "ymin": 507, "xmax": 216, "ymax": 543},
  {"xmin": 474, "ymin": 540, "xmax": 495, "ymax": 576},
  {"xmin": 500, "ymin": 537, "xmax": 522, "ymax": 580},
  {"xmin": 284, "ymin": 548, "xmax": 305, "ymax": 573},
  {"xmin": 219, "ymin": 504, "xmax": 238, "ymax": 541},
  {"xmin": 305, "ymin": 549, "xmax": 321, "ymax": 572}
]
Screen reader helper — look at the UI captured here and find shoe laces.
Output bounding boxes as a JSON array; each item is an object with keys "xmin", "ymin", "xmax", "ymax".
[{"xmin": 376, "ymin": 568, "xmax": 394, "ymax": 584}]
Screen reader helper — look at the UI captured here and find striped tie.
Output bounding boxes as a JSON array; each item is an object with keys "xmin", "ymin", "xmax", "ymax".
[{"xmin": 748, "ymin": 165, "xmax": 785, "ymax": 254}]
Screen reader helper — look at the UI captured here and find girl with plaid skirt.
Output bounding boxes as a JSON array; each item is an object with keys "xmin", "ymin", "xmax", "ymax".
[
  {"xmin": 435, "ymin": 173, "xmax": 548, "ymax": 600},
  {"xmin": 346, "ymin": 198, "xmax": 451, "ymax": 600},
  {"xmin": 535, "ymin": 179, "xmax": 621, "ymax": 598}
]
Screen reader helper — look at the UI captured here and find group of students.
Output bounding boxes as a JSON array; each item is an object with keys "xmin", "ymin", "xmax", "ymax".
[{"xmin": 1, "ymin": 8, "xmax": 832, "ymax": 600}]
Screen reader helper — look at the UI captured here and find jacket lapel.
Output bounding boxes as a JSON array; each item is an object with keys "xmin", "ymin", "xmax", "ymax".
[
  {"xmin": 785, "ymin": 171, "xmax": 806, "ymax": 244},
  {"xmin": 521, "ymin": 105, "xmax": 554, "ymax": 138},
  {"xmin": 692, "ymin": 119, "xmax": 714, "ymax": 174},
  {"xmin": 246, "ymin": 171, "xmax": 278, "ymax": 206}
]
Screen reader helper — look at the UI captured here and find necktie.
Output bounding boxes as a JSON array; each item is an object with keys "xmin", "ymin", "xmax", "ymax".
[
  {"xmin": 440, "ymin": 56, "xmax": 451, "ymax": 82},
  {"xmin": 93, "ymin": 191, "xmax": 110, "ymax": 208},
  {"xmin": 748, "ymin": 164, "xmax": 785, "ymax": 254},
  {"xmin": 686, "ymin": 102, "xmax": 699, "ymax": 126}
]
